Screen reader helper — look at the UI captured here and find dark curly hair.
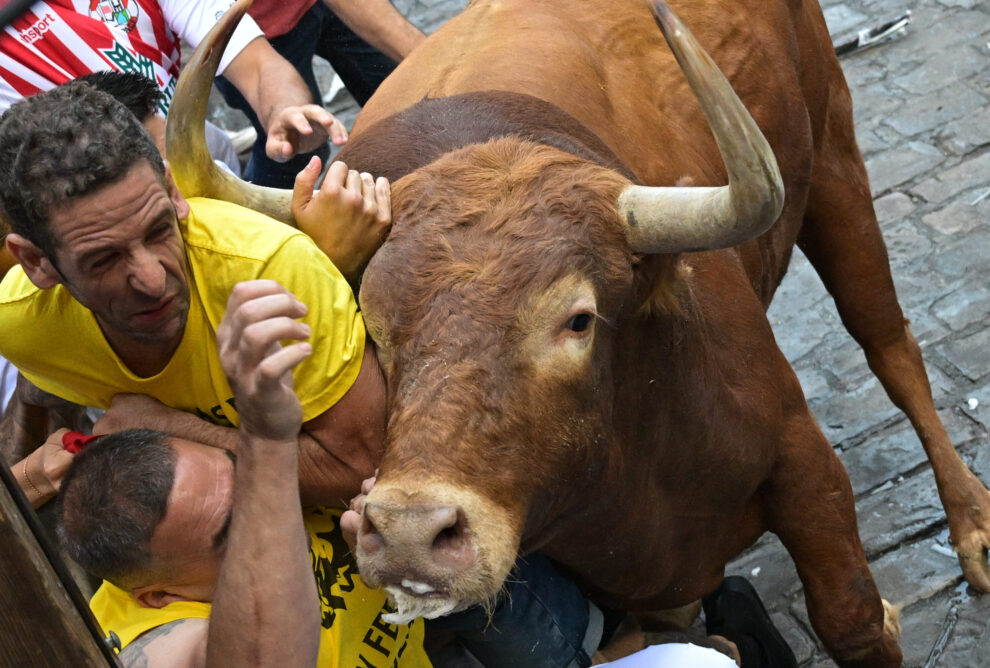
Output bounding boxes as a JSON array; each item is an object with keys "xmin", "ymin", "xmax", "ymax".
[
  {"xmin": 76, "ymin": 71, "xmax": 164, "ymax": 123},
  {"xmin": 0, "ymin": 81, "xmax": 164, "ymax": 257}
]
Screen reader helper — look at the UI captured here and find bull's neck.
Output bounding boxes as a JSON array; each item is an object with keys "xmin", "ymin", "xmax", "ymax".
[{"xmin": 337, "ymin": 91, "xmax": 637, "ymax": 182}]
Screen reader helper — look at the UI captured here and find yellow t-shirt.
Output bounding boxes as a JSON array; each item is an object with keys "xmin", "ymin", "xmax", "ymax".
[
  {"xmin": 90, "ymin": 508, "xmax": 432, "ymax": 668},
  {"xmin": 0, "ymin": 198, "xmax": 365, "ymax": 425}
]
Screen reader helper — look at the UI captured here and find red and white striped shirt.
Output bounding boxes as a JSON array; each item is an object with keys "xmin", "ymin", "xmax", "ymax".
[{"xmin": 0, "ymin": 0, "xmax": 262, "ymax": 114}]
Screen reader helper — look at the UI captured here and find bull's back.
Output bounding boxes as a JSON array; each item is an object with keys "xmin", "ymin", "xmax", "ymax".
[
  {"xmin": 357, "ymin": 0, "xmax": 843, "ymax": 298},
  {"xmin": 360, "ymin": 1, "xmax": 820, "ymax": 180}
]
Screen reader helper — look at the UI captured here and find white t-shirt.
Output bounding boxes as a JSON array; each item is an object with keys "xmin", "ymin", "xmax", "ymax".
[
  {"xmin": 0, "ymin": 0, "xmax": 263, "ymax": 114},
  {"xmin": 601, "ymin": 643, "xmax": 738, "ymax": 667}
]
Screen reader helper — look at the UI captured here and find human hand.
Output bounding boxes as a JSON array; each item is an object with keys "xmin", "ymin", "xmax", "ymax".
[
  {"xmin": 341, "ymin": 475, "xmax": 376, "ymax": 552},
  {"xmin": 93, "ymin": 393, "xmax": 172, "ymax": 434},
  {"xmin": 292, "ymin": 158, "xmax": 391, "ymax": 278},
  {"xmin": 14, "ymin": 428, "xmax": 75, "ymax": 506},
  {"xmin": 266, "ymin": 105, "xmax": 347, "ymax": 162},
  {"xmin": 217, "ymin": 280, "xmax": 312, "ymax": 442},
  {"xmin": 36, "ymin": 428, "xmax": 75, "ymax": 493}
]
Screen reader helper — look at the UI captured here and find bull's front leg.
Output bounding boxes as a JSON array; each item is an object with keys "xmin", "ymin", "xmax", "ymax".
[
  {"xmin": 800, "ymin": 142, "xmax": 990, "ymax": 592},
  {"xmin": 768, "ymin": 411, "xmax": 903, "ymax": 668},
  {"xmin": 866, "ymin": 333, "xmax": 990, "ymax": 591}
]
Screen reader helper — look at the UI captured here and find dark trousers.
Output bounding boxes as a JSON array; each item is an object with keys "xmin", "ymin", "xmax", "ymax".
[
  {"xmin": 427, "ymin": 553, "xmax": 600, "ymax": 668},
  {"xmin": 214, "ymin": 1, "xmax": 398, "ymax": 187}
]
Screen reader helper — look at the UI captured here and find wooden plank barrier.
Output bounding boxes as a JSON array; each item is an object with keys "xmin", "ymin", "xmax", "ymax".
[{"xmin": 0, "ymin": 461, "xmax": 119, "ymax": 666}]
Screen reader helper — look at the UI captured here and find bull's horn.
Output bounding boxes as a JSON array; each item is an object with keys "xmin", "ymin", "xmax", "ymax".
[
  {"xmin": 618, "ymin": 0, "xmax": 784, "ymax": 254},
  {"xmin": 166, "ymin": 0, "xmax": 295, "ymax": 225}
]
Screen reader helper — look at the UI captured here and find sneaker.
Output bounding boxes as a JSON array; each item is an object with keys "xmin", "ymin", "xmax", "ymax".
[{"xmin": 702, "ymin": 577, "xmax": 797, "ymax": 668}]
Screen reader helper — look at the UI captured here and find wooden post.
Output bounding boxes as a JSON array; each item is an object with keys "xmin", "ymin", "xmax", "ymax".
[{"xmin": 0, "ymin": 462, "xmax": 119, "ymax": 666}]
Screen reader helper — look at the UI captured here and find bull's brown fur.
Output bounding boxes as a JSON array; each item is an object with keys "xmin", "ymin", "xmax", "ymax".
[{"xmin": 328, "ymin": 0, "xmax": 990, "ymax": 666}]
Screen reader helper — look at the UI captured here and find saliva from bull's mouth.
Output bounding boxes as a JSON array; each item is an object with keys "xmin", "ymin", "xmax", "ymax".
[{"xmin": 382, "ymin": 581, "xmax": 465, "ymax": 625}]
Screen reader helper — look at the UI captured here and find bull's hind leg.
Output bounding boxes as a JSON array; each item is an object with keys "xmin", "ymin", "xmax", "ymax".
[
  {"xmin": 770, "ymin": 414, "xmax": 902, "ymax": 667},
  {"xmin": 796, "ymin": 74, "xmax": 990, "ymax": 591}
]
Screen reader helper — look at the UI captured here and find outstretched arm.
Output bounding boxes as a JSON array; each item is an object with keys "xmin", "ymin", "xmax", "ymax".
[
  {"xmin": 222, "ymin": 37, "xmax": 348, "ymax": 161},
  {"xmin": 106, "ymin": 283, "xmax": 322, "ymax": 668},
  {"xmin": 208, "ymin": 279, "xmax": 320, "ymax": 667},
  {"xmin": 93, "ymin": 289, "xmax": 386, "ymax": 507}
]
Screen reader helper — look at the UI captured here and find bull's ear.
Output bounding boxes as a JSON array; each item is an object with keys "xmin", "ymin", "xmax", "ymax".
[{"xmin": 5, "ymin": 234, "xmax": 60, "ymax": 289}]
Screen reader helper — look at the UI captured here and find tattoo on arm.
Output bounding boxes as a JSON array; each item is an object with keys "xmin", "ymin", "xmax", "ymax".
[
  {"xmin": 0, "ymin": 378, "xmax": 48, "ymax": 464},
  {"xmin": 0, "ymin": 375, "xmax": 90, "ymax": 465},
  {"xmin": 118, "ymin": 619, "xmax": 197, "ymax": 668}
]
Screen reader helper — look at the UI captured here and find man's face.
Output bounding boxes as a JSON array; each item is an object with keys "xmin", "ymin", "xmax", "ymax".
[
  {"xmin": 147, "ymin": 438, "xmax": 235, "ymax": 601},
  {"xmin": 46, "ymin": 160, "xmax": 191, "ymax": 361}
]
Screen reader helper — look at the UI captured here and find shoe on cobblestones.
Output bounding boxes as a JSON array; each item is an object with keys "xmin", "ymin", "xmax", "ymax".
[{"xmin": 703, "ymin": 576, "xmax": 797, "ymax": 668}]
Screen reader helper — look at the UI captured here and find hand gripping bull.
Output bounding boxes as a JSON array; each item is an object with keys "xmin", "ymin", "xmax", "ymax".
[{"xmin": 170, "ymin": 0, "xmax": 990, "ymax": 665}]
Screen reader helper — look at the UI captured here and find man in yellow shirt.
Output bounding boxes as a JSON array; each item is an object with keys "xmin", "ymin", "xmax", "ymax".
[
  {"xmin": 0, "ymin": 81, "xmax": 387, "ymax": 507},
  {"xmin": 56, "ymin": 279, "xmax": 430, "ymax": 667}
]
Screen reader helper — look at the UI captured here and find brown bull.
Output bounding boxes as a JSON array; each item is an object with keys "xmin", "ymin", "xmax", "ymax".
[{"xmin": 171, "ymin": 0, "xmax": 990, "ymax": 665}]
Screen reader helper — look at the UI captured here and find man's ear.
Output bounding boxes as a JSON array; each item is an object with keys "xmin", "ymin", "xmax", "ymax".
[
  {"xmin": 163, "ymin": 160, "xmax": 190, "ymax": 221},
  {"xmin": 5, "ymin": 234, "xmax": 61, "ymax": 289},
  {"xmin": 132, "ymin": 584, "xmax": 192, "ymax": 610}
]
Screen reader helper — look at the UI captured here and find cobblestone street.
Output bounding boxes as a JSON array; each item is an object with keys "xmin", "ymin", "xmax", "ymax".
[
  {"xmin": 746, "ymin": 1, "xmax": 990, "ymax": 665},
  {"xmin": 211, "ymin": 1, "xmax": 990, "ymax": 665}
]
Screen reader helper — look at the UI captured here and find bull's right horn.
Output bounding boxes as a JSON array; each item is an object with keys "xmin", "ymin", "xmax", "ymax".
[
  {"xmin": 617, "ymin": 0, "xmax": 784, "ymax": 254},
  {"xmin": 166, "ymin": 0, "xmax": 295, "ymax": 225}
]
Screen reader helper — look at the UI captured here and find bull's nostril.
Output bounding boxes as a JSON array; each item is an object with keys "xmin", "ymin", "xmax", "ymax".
[
  {"xmin": 358, "ymin": 501, "xmax": 476, "ymax": 572},
  {"xmin": 432, "ymin": 525, "xmax": 463, "ymax": 552},
  {"xmin": 359, "ymin": 505, "xmax": 386, "ymax": 555},
  {"xmin": 431, "ymin": 508, "xmax": 474, "ymax": 570}
]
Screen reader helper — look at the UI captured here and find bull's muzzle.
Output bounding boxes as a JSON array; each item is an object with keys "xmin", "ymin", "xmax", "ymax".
[
  {"xmin": 359, "ymin": 500, "xmax": 475, "ymax": 578},
  {"xmin": 354, "ymin": 481, "xmax": 522, "ymax": 623}
]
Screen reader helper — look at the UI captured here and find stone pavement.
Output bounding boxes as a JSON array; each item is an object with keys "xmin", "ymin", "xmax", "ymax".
[
  {"xmin": 749, "ymin": 1, "xmax": 990, "ymax": 665},
  {"xmin": 209, "ymin": 0, "xmax": 990, "ymax": 665}
]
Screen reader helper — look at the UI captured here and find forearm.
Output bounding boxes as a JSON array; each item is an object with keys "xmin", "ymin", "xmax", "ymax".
[
  {"xmin": 224, "ymin": 39, "xmax": 314, "ymax": 133},
  {"xmin": 179, "ymin": 415, "xmax": 372, "ymax": 506},
  {"xmin": 321, "ymin": 0, "xmax": 425, "ymax": 61},
  {"xmin": 110, "ymin": 403, "xmax": 372, "ymax": 505},
  {"xmin": 256, "ymin": 61, "xmax": 313, "ymax": 133},
  {"xmin": 11, "ymin": 449, "xmax": 54, "ymax": 508},
  {"xmin": 123, "ymin": 408, "xmax": 241, "ymax": 452},
  {"xmin": 0, "ymin": 374, "xmax": 82, "ymax": 464},
  {"xmin": 0, "ymin": 396, "xmax": 47, "ymax": 464},
  {"xmin": 206, "ymin": 435, "xmax": 319, "ymax": 667}
]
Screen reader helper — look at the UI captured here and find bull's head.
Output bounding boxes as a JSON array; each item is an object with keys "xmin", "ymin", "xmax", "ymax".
[{"xmin": 169, "ymin": 0, "xmax": 782, "ymax": 622}]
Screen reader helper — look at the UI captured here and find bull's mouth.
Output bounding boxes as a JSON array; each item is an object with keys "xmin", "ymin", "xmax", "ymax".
[
  {"xmin": 396, "ymin": 578, "xmax": 445, "ymax": 597},
  {"xmin": 382, "ymin": 582, "xmax": 467, "ymax": 625}
]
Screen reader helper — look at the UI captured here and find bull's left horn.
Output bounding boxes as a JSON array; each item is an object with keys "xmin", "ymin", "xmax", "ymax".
[
  {"xmin": 166, "ymin": 0, "xmax": 295, "ymax": 225},
  {"xmin": 618, "ymin": 0, "xmax": 784, "ymax": 254}
]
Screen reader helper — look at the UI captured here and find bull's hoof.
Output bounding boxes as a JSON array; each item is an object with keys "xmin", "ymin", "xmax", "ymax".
[{"xmin": 882, "ymin": 599, "xmax": 902, "ymax": 643}]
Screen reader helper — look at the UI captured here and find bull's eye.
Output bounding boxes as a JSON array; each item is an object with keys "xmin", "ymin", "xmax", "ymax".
[{"xmin": 566, "ymin": 313, "xmax": 593, "ymax": 333}]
